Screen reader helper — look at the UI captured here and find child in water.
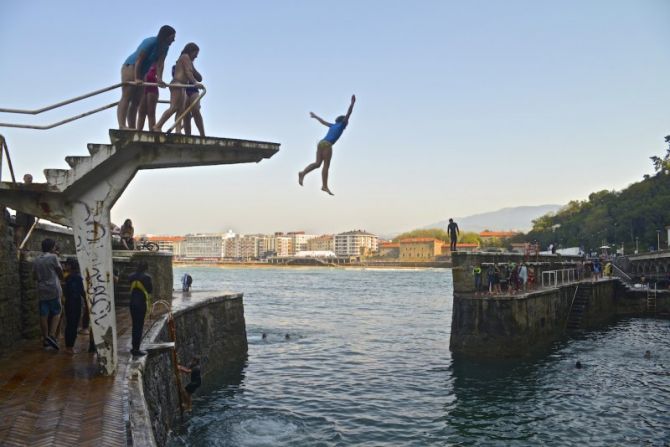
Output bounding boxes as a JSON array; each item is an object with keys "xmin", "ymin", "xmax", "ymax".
[{"xmin": 178, "ymin": 356, "xmax": 202, "ymax": 411}]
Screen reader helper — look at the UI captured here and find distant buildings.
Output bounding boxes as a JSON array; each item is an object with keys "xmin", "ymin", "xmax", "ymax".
[
  {"xmin": 148, "ymin": 229, "xmax": 377, "ymax": 261},
  {"xmin": 142, "ymin": 227, "xmax": 517, "ymax": 262},
  {"xmin": 334, "ymin": 230, "xmax": 378, "ymax": 257}
]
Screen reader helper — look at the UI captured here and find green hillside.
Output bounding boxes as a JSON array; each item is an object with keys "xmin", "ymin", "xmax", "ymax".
[{"xmin": 517, "ymin": 154, "xmax": 670, "ymax": 253}]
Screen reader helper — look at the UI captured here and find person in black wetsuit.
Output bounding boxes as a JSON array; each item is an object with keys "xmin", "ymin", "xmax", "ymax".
[
  {"xmin": 178, "ymin": 357, "xmax": 202, "ymax": 411},
  {"xmin": 128, "ymin": 261, "xmax": 153, "ymax": 357},
  {"xmin": 447, "ymin": 218, "xmax": 459, "ymax": 252},
  {"xmin": 63, "ymin": 258, "xmax": 86, "ymax": 354}
]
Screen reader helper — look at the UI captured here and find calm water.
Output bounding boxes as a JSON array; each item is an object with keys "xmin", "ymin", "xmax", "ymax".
[{"xmin": 168, "ymin": 266, "xmax": 670, "ymax": 446}]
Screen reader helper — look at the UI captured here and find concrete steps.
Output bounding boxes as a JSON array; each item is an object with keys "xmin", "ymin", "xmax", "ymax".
[{"xmin": 44, "ymin": 142, "xmax": 117, "ymax": 191}]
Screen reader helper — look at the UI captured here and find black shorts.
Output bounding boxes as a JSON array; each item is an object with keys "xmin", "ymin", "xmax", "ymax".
[{"xmin": 185, "ymin": 382, "xmax": 200, "ymax": 394}]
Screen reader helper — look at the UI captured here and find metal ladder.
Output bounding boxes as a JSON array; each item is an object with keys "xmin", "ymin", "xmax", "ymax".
[{"xmin": 646, "ymin": 282, "xmax": 657, "ymax": 315}]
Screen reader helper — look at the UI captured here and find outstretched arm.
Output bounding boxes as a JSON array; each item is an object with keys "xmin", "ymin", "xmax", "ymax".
[
  {"xmin": 310, "ymin": 112, "xmax": 332, "ymax": 127},
  {"xmin": 344, "ymin": 94, "xmax": 356, "ymax": 122}
]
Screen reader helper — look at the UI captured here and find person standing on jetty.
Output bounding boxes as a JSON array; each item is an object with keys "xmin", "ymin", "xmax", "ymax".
[
  {"xmin": 447, "ymin": 218, "xmax": 459, "ymax": 252},
  {"xmin": 128, "ymin": 261, "xmax": 153, "ymax": 357},
  {"xmin": 33, "ymin": 238, "xmax": 63, "ymax": 350},
  {"xmin": 117, "ymin": 25, "xmax": 176, "ymax": 130},
  {"xmin": 298, "ymin": 94, "xmax": 356, "ymax": 196}
]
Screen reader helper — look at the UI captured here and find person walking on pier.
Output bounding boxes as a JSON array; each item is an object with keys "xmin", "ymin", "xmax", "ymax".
[
  {"xmin": 117, "ymin": 25, "xmax": 176, "ymax": 130},
  {"xmin": 33, "ymin": 238, "xmax": 63, "ymax": 350},
  {"xmin": 128, "ymin": 261, "xmax": 153, "ymax": 357},
  {"xmin": 447, "ymin": 218, "xmax": 459, "ymax": 252},
  {"xmin": 298, "ymin": 94, "xmax": 356, "ymax": 196}
]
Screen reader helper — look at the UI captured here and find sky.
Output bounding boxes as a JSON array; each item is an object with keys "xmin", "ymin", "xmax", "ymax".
[{"xmin": 1, "ymin": 0, "xmax": 669, "ymax": 237}]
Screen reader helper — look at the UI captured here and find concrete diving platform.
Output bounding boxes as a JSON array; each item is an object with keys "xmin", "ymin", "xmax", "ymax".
[{"xmin": 0, "ymin": 129, "xmax": 278, "ymax": 376}]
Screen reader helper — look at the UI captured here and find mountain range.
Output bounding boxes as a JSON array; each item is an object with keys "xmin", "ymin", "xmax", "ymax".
[{"xmin": 425, "ymin": 204, "xmax": 562, "ymax": 234}]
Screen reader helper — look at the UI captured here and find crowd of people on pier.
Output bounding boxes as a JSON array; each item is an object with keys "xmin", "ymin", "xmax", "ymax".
[{"xmin": 473, "ymin": 262, "xmax": 535, "ymax": 296}]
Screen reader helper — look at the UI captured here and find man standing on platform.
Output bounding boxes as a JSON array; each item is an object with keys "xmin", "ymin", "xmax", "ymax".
[
  {"xmin": 447, "ymin": 218, "xmax": 460, "ymax": 252},
  {"xmin": 33, "ymin": 238, "xmax": 63, "ymax": 350}
]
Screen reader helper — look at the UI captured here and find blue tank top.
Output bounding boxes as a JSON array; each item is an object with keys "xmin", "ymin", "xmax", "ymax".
[{"xmin": 323, "ymin": 121, "xmax": 347, "ymax": 144}]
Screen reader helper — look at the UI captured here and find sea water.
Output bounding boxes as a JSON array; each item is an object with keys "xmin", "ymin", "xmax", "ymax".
[{"xmin": 168, "ymin": 266, "xmax": 670, "ymax": 446}]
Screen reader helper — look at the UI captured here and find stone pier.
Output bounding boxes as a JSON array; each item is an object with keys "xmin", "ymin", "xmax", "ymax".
[{"xmin": 449, "ymin": 252, "xmax": 670, "ymax": 358}]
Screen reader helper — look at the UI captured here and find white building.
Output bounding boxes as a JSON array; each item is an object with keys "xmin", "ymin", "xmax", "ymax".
[
  {"xmin": 182, "ymin": 234, "xmax": 227, "ymax": 259},
  {"xmin": 288, "ymin": 232, "xmax": 318, "ymax": 255},
  {"xmin": 334, "ymin": 230, "xmax": 378, "ymax": 257},
  {"xmin": 267, "ymin": 233, "xmax": 292, "ymax": 257}
]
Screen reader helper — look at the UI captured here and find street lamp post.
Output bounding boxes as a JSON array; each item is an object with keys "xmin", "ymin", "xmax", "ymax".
[
  {"xmin": 657, "ymin": 230, "xmax": 661, "ymax": 252},
  {"xmin": 635, "ymin": 237, "xmax": 639, "ymax": 254}
]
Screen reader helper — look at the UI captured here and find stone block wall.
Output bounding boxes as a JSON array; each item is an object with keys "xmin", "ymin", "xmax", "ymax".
[
  {"xmin": 0, "ymin": 210, "xmax": 21, "ymax": 352},
  {"xmin": 450, "ymin": 285, "xmax": 576, "ymax": 357},
  {"xmin": 135, "ymin": 293, "xmax": 248, "ymax": 446}
]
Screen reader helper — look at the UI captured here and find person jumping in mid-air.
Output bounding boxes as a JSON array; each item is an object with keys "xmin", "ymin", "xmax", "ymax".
[{"xmin": 299, "ymin": 94, "xmax": 356, "ymax": 196}]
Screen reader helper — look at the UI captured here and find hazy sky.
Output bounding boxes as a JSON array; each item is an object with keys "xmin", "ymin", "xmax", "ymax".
[{"xmin": 1, "ymin": 0, "xmax": 669, "ymax": 236}]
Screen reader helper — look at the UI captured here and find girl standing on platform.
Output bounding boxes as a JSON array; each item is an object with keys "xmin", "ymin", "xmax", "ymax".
[{"xmin": 153, "ymin": 43, "xmax": 203, "ymax": 133}]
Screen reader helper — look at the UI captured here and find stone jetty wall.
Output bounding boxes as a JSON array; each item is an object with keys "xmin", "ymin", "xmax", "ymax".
[
  {"xmin": 130, "ymin": 292, "xmax": 248, "ymax": 446},
  {"xmin": 0, "ymin": 210, "xmax": 21, "ymax": 352},
  {"xmin": 449, "ymin": 252, "xmax": 668, "ymax": 358}
]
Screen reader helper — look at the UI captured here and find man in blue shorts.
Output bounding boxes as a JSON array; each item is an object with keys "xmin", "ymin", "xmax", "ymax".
[
  {"xmin": 32, "ymin": 238, "xmax": 64, "ymax": 350},
  {"xmin": 299, "ymin": 94, "xmax": 356, "ymax": 196}
]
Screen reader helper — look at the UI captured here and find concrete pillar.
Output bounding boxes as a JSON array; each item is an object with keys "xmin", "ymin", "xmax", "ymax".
[{"xmin": 71, "ymin": 201, "xmax": 117, "ymax": 375}]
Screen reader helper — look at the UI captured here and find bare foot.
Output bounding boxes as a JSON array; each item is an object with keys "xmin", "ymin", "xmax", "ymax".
[
  {"xmin": 298, "ymin": 171, "xmax": 304, "ymax": 186},
  {"xmin": 119, "ymin": 125, "xmax": 133, "ymax": 130},
  {"xmin": 151, "ymin": 126, "xmax": 161, "ymax": 132},
  {"xmin": 321, "ymin": 186, "xmax": 334, "ymax": 196},
  {"xmin": 64, "ymin": 347, "xmax": 77, "ymax": 355}
]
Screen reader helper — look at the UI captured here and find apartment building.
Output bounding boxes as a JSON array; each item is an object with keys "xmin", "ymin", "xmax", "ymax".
[
  {"xmin": 334, "ymin": 230, "xmax": 378, "ymax": 257},
  {"xmin": 307, "ymin": 235, "xmax": 335, "ymax": 252},
  {"xmin": 181, "ymin": 234, "xmax": 227, "ymax": 259}
]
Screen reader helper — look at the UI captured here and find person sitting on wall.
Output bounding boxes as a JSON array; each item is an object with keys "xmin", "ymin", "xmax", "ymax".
[
  {"xmin": 120, "ymin": 219, "xmax": 135, "ymax": 250},
  {"xmin": 178, "ymin": 356, "xmax": 202, "ymax": 411}
]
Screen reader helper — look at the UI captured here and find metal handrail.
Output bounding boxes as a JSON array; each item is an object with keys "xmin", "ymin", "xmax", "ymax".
[
  {"xmin": 0, "ymin": 82, "xmax": 206, "ymax": 131},
  {"xmin": 0, "ymin": 135, "xmax": 17, "ymax": 183},
  {"xmin": 611, "ymin": 263, "xmax": 633, "ymax": 283},
  {"xmin": 564, "ymin": 284, "xmax": 580, "ymax": 331}
]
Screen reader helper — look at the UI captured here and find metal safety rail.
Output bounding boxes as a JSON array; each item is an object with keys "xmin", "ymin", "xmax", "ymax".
[
  {"xmin": 0, "ymin": 81, "xmax": 206, "ymax": 133},
  {"xmin": 541, "ymin": 268, "xmax": 577, "ymax": 288}
]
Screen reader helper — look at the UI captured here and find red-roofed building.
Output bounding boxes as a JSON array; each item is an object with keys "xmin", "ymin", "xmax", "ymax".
[
  {"xmin": 379, "ymin": 242, "xmax": 400, "ymax": 258},
  {"xmin": 399, "ymin": 238, "xmax": 443, "ymax": 260}
]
